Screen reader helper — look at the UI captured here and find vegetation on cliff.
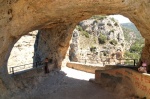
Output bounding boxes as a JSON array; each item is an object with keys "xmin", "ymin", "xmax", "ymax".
[
  {"xmin": 121, "ymin": 23, "xmax": 144, "ymax": 60},
  {"xmin": 70, "ymin": 15, "xmax": 144, "ymax": 63}
]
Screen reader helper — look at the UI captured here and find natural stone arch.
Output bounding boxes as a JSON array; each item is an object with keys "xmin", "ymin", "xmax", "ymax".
[
  {"xmin": 34, "ymin": 22, "xmax": 76, "ymax": 69},
  {"xmin": 0, "ymin": 0, "xmax": 150, "ymax": 95}
]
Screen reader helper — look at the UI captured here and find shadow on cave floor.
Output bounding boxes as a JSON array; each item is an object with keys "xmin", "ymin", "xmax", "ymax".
[{"xmin": 13, "ymin": 67, "xmax": 120, "ymax": 99}]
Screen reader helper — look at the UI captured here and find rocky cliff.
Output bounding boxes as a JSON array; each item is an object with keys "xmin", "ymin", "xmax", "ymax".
[
  {"xmin": 69, "ymin": 16, "xmax": 125, "ymax": 64},
  {"xmin": 0, "ymin": 0, "xmax": 150, "ymax": 98}
]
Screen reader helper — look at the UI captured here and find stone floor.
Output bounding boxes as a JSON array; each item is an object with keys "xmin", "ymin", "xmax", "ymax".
[{"xmin": 19, "ymin": 67, "xmax": 120, "ymax": 99}]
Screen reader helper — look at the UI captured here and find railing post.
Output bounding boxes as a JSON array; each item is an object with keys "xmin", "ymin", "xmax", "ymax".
[
  {"xmin": 12, "ymin": 67, "xmax": 14, "ymax": 74},
  {"xmin": 35, "ymin": 62, "xmax": 37, "ymax": 68},
  {"xmin": 10, "ymin": 67, "xmax": 12, "ymax": 74},
  {"xmin": 134, "ymin": 59, "xmax": 136, "ymax": 66}
]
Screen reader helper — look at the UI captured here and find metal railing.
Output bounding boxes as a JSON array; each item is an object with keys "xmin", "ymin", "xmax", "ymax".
[
  {"xmin": 9, "ymin": 58, "xmax": 138, "ymax": 74},
  {"xmin": 117, "ymin": 59, "xmax": 138, "ymax": 66},
  {"xmin": 78, "ymin": 58, "xmax": 138, "ymax": 66},
  {"xmin": 9, "ymin": 61, "xmax": 44, "ymax": 74}
]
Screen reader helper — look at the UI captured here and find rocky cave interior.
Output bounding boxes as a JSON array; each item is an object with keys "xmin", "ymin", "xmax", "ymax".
[
  {"xmin": 0, "ymin": 0, "xmax": 150, "ymax": 98},
  {"xmin": 7, "ymin": 14, "xmax": 143, "ymax": 74}
]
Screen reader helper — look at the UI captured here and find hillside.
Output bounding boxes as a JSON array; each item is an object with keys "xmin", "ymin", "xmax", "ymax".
[
  {"xmin": 121, "ymin": 23, "xmax": 143, "ymax": 39},
  {"xmin": 7, "ymin": 17, "xmax": 144, "ymax": 69},
  {"xmin": 121, "ymin": 23, "xmax": 144, "ymax": 60},
  {"xmin": 69, "ymin": 15, "xmax": 125, "ymax": 63},
  {"xmin": 69, "ymin": 16, "xmax": 145, "ymax": 64}
]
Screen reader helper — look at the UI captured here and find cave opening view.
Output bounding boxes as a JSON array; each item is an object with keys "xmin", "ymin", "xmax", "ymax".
[
  {"xmin": 69, "ymin": 15, "xmax": 144, "ymax": 67},
  {"xmin": 8, "ymin": 15, "xmax": 144, "ymax": 74},
  {"xmin": 6, "ymin": 15, "xmax": 146, "ymax": 99},
  {"xmin": 1, "ymin": 0, "xmax": 150, "ymax": 99}
]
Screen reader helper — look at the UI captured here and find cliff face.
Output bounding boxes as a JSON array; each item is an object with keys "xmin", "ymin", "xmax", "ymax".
[
  {"xmin": 0, "ymin": 0, "xmax": 150, "ymax": 98},
  {"xmin": 69, "ymin": 16, "xmax": 125, "ymax": 63}
]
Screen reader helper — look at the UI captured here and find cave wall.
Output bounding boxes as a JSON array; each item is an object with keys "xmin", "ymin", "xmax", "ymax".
[
  {"xmin": 0, "ymin": 0, "xmax": 150, "ymax": 97},
  {"xmin": 34, "ymin": 23, "xmax": 75, "ymax": 69},
  {"xmin": 0, "ymin": 0, "xmax": 150, "ymax": 73}
]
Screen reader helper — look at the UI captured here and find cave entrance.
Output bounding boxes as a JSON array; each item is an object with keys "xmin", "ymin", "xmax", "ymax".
[
  {"xmin": 7, "ymin": 30, "xmax": 38, "ymax": 74},
  {"xmin": 7, "ymin": 14, "xmax": 144, "ymax": 75},
  {"xmin": 69, "ymin": 14, "xmax": 144, "ymax": 67}
]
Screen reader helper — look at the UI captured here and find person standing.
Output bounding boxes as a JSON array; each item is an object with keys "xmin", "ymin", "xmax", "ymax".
[{"xmin": 44, "ymin": 58, "xmax": 49, "ymax": 73}]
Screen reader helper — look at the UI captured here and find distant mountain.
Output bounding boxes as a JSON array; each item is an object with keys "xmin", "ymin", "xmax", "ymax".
[
  {"xmin": 120, "ymin": 23, "xmax": 144, "ymax": 59},
  {"xmin": 121, "ymin": 23, "xmax": 143, "ymax": 39},
  {"xmin": 121, "ymin": 23, "xmax": 138, "ymax": 32}
]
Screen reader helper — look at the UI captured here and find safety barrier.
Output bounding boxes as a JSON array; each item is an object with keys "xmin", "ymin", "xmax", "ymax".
[
  {"xmin": 9, "ymin": 61, "xmax": 44, "ymax": 74},
  {"xmin": 79, "ymin": 58, "xmax": 138, "ymax": 66}
]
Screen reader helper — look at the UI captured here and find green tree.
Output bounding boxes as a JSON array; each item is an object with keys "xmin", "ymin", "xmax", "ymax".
[
  {"xmin": 82, "ymin": 31, "xmax": 89, "ymax": 38},
  {"xmin": 91, "ymin": 15, "xmax": 107, "ymax": 20},
  {"xmin": 109, "ymin": 39, "xmax": 118, "ymax": 45},
  {"xmin": 90, "ymin": 46, "xmax": 96, "ymax": 53},
  {"xmin": 114, "ymin": 22, "xmax": 118, "ymax": 26},
  {"xmin": 129, "ymin": 41, "xmax": 143, "ymax": 53},
  {"xmin": 98, "ymin": 33, "xmax": 107, "ymax": 44},
  {"xmin": 76, "ymin": 25, "xmax": 83, "ymax": 31}
]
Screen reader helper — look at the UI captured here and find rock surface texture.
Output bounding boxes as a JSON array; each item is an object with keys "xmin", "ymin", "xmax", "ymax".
[
  {"xmin": 69, "ymin": 16, "xmax": 125, "ymax": 63},
  {"xmin": 0, "ymin": 0, "xmax": 150, "ymax": 98}
]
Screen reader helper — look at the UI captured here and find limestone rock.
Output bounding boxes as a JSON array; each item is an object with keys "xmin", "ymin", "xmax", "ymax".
[
  {"xmin": 0, "ymin": 0, "xmax": 150, "ymax": 98},
  {"xmin": 69, "ymin": 16, "xmax": 125, "ymax": 63}
]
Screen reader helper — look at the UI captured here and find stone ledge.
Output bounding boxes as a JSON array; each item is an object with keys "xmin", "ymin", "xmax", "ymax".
[
  {"xmin": 95, "ymin": 68, "xmax": 150, "ymax": 98},
  {"xmin": 66, "ymin": 62, "xmax": 130, "ymax": 73},
  {"xmin": 67, "ymin": 62, "xmax": 105, "ymax": 73}
]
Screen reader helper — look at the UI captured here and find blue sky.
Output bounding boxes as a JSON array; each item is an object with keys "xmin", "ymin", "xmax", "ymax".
[{"xmin": 109, "ymin": 15, "xmax": 131, "ymax": 23}]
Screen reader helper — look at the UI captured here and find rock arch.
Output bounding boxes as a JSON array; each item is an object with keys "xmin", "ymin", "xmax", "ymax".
[{"xmin": 0, "ymin": 0, "xmax": 150, "ymax": 93}]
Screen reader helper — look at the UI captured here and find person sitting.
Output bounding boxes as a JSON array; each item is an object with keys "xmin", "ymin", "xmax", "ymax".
[{"xmin": 138, "ymin": 61, "xmax": 147, "ymax": 73}]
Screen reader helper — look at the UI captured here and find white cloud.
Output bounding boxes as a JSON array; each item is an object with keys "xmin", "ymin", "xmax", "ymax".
[{"xmin": 109, "ymin": 15, "xmax": 131, "ymax": 23}]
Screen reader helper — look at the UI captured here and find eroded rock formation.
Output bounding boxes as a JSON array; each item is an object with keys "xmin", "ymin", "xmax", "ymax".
[
  {"xmin": 0, "ymin": 0, "xmax": 150, "ymax": 98},
  {"xmin": 69, "ymin": 16, "xmax": 125, "ymax": 64},
  {"xmin": 34, "ymin": 23, "xmax": 75, "ymax": 69}
]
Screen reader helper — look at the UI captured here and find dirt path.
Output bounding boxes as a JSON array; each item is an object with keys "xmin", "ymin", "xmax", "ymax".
[{"xmin": 27, "ymin": 67, "xmax": 119, "ymax": 99}]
